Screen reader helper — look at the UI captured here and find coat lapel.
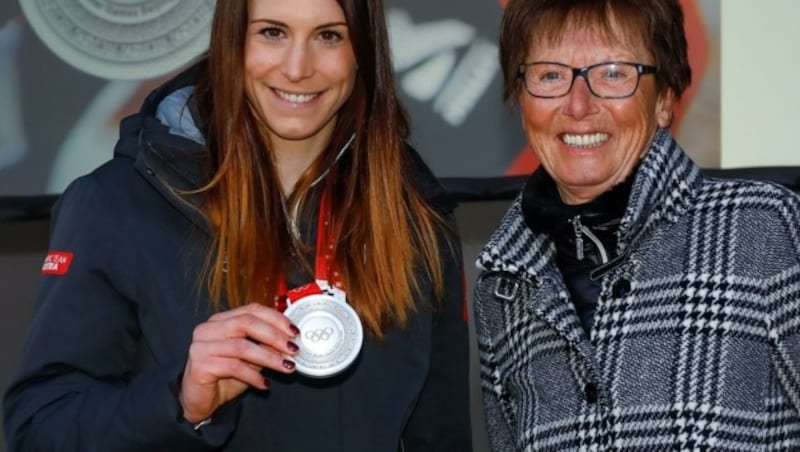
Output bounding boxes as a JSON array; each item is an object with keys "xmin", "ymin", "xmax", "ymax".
[{"xmin": 479, "ymin": 202, "xmax": 591, "ymax": 352}]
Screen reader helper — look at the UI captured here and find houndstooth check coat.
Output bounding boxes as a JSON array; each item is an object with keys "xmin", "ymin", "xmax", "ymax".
[{"xmin": 473, "ymin": 128, "xmax": 800, "ymax": 451}]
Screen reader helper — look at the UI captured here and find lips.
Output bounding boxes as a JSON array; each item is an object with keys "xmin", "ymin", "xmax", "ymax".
[{"xmin": 561, "ymin": 132, "xmax": 609, "ymax": 148}]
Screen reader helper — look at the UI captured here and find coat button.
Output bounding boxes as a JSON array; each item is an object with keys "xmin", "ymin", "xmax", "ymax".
[
  {"xmin": 611, "ymin": 279, "xmax": 631, "ymax": 298},
  {"xmin": 584, "ymin": 383, "xmax": 598, "ymax": 404}
]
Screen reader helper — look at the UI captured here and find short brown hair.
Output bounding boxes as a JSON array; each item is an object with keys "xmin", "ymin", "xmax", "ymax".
[{"xmin": 499, "ymin": 0, "xmax": 691, "ymax": 104}]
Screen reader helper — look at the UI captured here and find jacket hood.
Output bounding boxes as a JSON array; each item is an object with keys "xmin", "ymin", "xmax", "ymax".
[
  {"xmin": 110, "ymin": 62, "xmax": 213, "ymax": 230},
  {"xmin": 476, "ymin": 128, "xmax": 702, "ymax": 277},
  {"xmin": 114, "ymin": 62, "xmax": 208, "ymax": 183}
]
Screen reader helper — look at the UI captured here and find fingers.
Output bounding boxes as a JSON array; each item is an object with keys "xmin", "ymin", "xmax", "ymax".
[
  {"xmin": 179, "ymin": 355, "xmax": 264, "ymax": 423},
  {"xmin": 196, "ymin": 303, "xmax": 300, "ymax": 355},
  {"xmin": 190, "ymin": 302, "xmax": 300, "ymax": 374},
  {"xmin": 185, "ymin": 352, "xmax": 270, "ymax": 391},
  {"xmin": 208, "ymin": 302, "xmax": 299, "ymax": 337},
  {"xmin": 190, "ymin": 336, "xmax": 298, "ymax": 376}
]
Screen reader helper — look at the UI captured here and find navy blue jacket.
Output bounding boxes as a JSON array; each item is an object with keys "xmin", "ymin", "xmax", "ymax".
[{"xmin": 3, "ymin": 70, "xmax": 472, "ymax": 451}]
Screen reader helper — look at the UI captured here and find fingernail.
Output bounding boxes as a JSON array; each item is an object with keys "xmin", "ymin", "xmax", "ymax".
[
  {"xmin": 287, "ymin": 341, "xmax": 299, "ymax": 352},
  {"xmin": 263, "ymin": 377, "xmax": 270, "ymax": 389},
  {"xmin": 289, "ymin": 324, "xmax": 300, "ymax": 336},
  {"xmin": 282, "ymin": 359, "xmax": 296, "ymax": 370}
]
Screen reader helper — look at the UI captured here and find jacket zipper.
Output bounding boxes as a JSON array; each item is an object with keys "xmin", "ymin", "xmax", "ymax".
[
  {"xmin": 588, "ymin": 217, "xmax": 648, "ymax": 281},
  {"xmin": 570, "ymin": 216, "xmax": 585, "ymax": 260},
  {"xmin": 570, "ymin": 215, "xmax": 609, "ymax": 264}
]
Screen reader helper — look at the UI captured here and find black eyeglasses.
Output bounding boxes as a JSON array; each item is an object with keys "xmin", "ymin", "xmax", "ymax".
[{"xmin": 518, "ymin": 61, "xmax": 657, "ymax": 99}]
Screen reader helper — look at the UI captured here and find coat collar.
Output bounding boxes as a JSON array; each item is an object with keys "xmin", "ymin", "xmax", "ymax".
[{"xmin": 477, "ymin": 128, "xmax": 702, "ymax": 277}]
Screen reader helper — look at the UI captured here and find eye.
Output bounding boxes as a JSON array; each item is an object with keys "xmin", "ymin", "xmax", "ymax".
[
  {"xmin": 318, "ymin": 29, "xmax": 344, "ymax": 44},
  {"xmin": 259, "ymin": 26, "xmax": 285, "ymax": 40},
  {"xmin": 600, "ymin": 66, "xmax": 631, "ymax": 80},
  {"xmin": 539, "ymin": 71, "xmax": 564, "ymax": 82},
  {"xmin": 526, "ymin": 64, "xmax": 569, "ymax": 85}
]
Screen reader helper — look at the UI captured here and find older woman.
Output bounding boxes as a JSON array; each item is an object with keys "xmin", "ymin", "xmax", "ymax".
[{"xmin": 473, "ymin": 0, "xmax": 800, "ymax": 450}]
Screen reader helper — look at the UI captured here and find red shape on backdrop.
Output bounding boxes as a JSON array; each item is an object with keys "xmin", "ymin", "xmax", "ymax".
[
  {"xmin": 506, "ymin": 146, "xmax": 537, "ymax": 176},
  {"xmin": 501, "ymin": 0, "xmax": 710, "ymax": 176}
]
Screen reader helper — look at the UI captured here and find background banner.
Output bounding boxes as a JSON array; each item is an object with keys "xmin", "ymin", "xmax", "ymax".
[{"xmin": 0, "ymin": 0, "xmax": 719, "ymax": 216}]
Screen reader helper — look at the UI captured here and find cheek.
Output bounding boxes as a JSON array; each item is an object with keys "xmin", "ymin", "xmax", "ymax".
[
  {"xmin": 330, "ymin": 61, "xmax": 357, "ymax": 103},
  {"xmin": 244, "ymin": 40, "xmax": 281, "ymax": 77},
  {"xmin": 243, "ymin": 58, "xmax": 262, "ymax": 89},
  {"xmin": 343, "ymin": 69, "xmax": 357, "ymax": 94},
  {"xmin": 606, "ymin": 100, "xmax": 652, "ymax": 141},
  {"xmin": 242, "ymin": 63, "xmax": 260, "ymax": 100},
  {"xmin": 519, "ymin": 100, "xmax": 538, "ymax": 130},
  {"xmin": 626, "ymin": 88, "xmax": 664, "ymax": 126},
  {"xmin": 329, "ymin": 54, "xmax": 358, "ymax": 86},
  {"xmin": 518, "ymin": 99, "xmax": 553, "ymax": 144}
]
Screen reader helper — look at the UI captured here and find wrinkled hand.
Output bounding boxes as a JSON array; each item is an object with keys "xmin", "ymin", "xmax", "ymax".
[{"xmin": 178, "ymin": 303, "xmax": 300, "ymax": 423}]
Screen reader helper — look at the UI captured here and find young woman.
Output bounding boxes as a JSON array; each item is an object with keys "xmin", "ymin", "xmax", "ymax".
[{"xmin": 3, "ymin": 0, "xmax": 472, "ymax": 450}]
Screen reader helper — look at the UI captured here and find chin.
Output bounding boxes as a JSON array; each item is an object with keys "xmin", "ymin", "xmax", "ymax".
[
  {"xmin": 557, "ymin": 168, "xmax": 608, "ymax": 185},
  {"xmin": 272, "ymin": 126, "xmax": 323, "ymax": 141},
  {"xmin": 559, "ymin": 174, "xmax": 614, "ymax": 190}
]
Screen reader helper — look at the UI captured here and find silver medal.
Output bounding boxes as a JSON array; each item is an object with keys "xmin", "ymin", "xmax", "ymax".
[{"xmin": 283, "ymin": 292, "xmax": 363, "ymax": 378}]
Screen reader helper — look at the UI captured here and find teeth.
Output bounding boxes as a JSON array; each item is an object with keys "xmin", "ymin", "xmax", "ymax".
[
  {"xmin": 276, "ymin": 89, "xmax": 317, "ymax": 104},
  {"xmin": 562, "ymin": 133, "xmax": 609, "ymax": 148}
]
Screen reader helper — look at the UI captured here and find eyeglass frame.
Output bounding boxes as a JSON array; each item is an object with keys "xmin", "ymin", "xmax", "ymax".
[{"xmin": 517, "ymin": 61, "xmax": 658, "ymax": 99}]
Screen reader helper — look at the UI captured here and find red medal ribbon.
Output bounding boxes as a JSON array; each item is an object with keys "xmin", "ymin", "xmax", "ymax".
[{"xmin": 275, "ymin": 188, "xmax": 342, "ymax": 312}]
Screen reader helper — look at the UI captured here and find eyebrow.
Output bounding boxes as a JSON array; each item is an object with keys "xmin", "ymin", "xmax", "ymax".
[{"xmin": 249, "ymin": 18, "xmax": 348, "ymax": 29}]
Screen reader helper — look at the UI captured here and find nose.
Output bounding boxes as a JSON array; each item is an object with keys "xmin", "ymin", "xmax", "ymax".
[
  {"xmin": 563, "ymin": 75, "xmax": 596, "ymax": 119},
  {"xmin": 280, "ymin": 41, "xmax": 314, "ymax": 81}
]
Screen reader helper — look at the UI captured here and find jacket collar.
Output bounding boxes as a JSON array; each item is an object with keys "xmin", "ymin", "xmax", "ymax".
[{"xmin": 477, "ymin": 128, "xmax": 702, "ymax": 277}]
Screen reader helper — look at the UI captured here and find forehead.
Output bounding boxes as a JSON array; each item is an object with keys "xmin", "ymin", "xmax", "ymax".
[
  {"xmin": 248, "ymin": 0, "xmax": 345, "ymax": 21},
  {"xmin": 527, "ymin": 16, "xmax": 651, "ymax": 62}
]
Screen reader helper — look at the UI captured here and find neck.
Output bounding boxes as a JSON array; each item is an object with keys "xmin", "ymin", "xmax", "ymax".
[
  {"xmin": 272, "ymin": 125, "xmax": 335, "ymax": 196},
  {"xmin": 274, "ymin": 143, "xmax": 322, "ymax": 196}
]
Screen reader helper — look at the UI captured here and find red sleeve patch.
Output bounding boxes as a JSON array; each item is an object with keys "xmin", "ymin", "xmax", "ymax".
[{"xmin": 41, "ymin": 251, "xmax": 74, "ymax": 275}]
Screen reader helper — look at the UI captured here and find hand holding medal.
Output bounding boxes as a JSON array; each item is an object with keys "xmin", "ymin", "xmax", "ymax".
[{"xmin": 179, "ymin": 303, "xmax": 301, "ymax": 424}]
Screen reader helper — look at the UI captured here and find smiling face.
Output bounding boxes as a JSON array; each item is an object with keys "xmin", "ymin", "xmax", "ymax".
[
  {"xmin": 520, "ymin": 21, "xmax": 675, "ymax": 205},
  {"xmin": 245, "ymin": 0, "xmax": 357, "ymax": 154}
]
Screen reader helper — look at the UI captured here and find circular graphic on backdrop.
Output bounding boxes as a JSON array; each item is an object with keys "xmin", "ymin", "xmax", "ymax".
[{"xmin": 19, "ymin": 0, "xmax": 214, "ymax": 80}]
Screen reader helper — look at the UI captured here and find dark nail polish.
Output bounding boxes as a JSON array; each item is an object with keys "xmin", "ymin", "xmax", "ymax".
[
  {"xmin": 289, "ymin": 324, "xmax": 300, "ymax": 336},
  {"xmin": 287, "ymin": 341, "xmax": 299, "ymax": 352},
  {"xmin": 263, "ymin": 377, "xmax": 270, "ymax": 389},
  {"xmin": 282, "ymin": 359, "xmax": 296, "ymax": 370}
]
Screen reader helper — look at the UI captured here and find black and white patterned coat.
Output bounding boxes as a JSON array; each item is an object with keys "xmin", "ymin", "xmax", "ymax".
[{"xmin": 473, "ymin": 129, "xmax": 800, "ymax": 451}]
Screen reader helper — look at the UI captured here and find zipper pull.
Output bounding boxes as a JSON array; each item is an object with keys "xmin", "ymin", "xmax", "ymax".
[{"xmin": 570, "ymin": 215, "xmax": 584, "ymax": 261}]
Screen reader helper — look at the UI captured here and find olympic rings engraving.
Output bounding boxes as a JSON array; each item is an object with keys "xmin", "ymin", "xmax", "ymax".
[{"xmin": 305, "ymin": 327, "xmax": 334, "ymax": 342}]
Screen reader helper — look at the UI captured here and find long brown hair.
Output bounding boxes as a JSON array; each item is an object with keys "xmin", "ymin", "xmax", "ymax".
[{"xmin": 193, "ymin": 0, "xmax": 450, "ymax": 337}]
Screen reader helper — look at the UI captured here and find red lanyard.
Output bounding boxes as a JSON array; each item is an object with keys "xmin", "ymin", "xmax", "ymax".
[{"xmin": 274, "ymin": 188, "xmax": 342, "ymax": 312}]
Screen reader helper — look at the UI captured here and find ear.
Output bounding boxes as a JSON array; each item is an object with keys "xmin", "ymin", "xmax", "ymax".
[{"xmin": 655, "ymin": 89, "xmax": 676, "ymax": 128}]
